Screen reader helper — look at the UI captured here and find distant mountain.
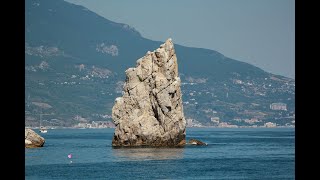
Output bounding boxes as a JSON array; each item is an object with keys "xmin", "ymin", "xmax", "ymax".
[{"xmin": 25, "ymin": 0, "xmax": 295, "ymax": 127}]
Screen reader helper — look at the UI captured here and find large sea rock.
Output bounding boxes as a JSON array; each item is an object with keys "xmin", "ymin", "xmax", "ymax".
[
  {"xmin": 25, "ymin": 128, "xmax": 45, "ymax": 148},
  {"xmin": 112, "ymin": 38, "xmax": 186, "ymax": 147}
]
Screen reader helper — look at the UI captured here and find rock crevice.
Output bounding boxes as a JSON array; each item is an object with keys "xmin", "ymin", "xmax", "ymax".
[{"xmin": 112, "ymin": 38, "xmax": 186, "ymax": 147}]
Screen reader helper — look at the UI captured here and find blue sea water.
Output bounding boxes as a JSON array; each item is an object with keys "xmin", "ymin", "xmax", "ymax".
[{"xmin": 25, "ymin": 128, "xmax": 294, "ymax": 179}]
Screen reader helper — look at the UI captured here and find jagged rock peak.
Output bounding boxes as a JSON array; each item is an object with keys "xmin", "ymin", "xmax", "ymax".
[{"xmin": 112, "ymin": 38, "xmax": 186, "ymax": 147}]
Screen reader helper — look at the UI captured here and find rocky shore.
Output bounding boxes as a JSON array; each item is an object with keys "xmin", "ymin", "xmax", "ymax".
[{"xmin": 25, "ymin": 128, "xmax": 45, "ymax": 148}]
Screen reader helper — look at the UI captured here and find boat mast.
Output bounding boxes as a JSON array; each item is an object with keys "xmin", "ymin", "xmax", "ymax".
[{"xmin": 40, "ymin": 108, "xmax": 42, "ymax": 128}]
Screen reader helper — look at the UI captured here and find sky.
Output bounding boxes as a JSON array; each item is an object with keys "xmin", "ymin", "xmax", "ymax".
[{"xmin": 65, "ymin": 0, "xmax": 295, "ymax": 79}]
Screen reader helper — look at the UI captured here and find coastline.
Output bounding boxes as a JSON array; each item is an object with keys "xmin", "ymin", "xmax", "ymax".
[{"xmin": 25, "ymin": 126, "xmax": 295, "ymax": 130}]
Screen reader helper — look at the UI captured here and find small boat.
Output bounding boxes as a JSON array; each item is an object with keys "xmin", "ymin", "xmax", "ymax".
[
  {"xmin": 39, "ymin": 126, "xmax": 48, "ymax": 133},
  {"xmin": 38, "ymin": 111, "xmax": 48, "ymax": 133}
]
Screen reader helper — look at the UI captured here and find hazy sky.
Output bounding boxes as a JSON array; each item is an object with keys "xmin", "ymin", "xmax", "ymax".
[{"xmin": 65, "ymin": 0, "xmax": 295, "ymax": 79}]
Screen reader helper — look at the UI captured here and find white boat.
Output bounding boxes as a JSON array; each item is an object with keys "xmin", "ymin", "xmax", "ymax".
[
  {"xmin": 39, "ymin": 111, "xmax": 48, "ymax": 133},
  {"xmin": 39, "ymin": 126, "xmax": 48, "ymax": 133}
]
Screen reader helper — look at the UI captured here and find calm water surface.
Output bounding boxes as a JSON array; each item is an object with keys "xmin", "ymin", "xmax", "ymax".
[{"xmin": 25, "ymin": 128, "xmax": 294, "ymax": 179}]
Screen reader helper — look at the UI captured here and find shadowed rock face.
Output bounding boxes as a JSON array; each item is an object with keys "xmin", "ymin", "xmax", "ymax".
[
  {"xmin": 25, "ymin": 128, "xmax": 45, "ymax": 148},
  {"xmin": 112, "ymin": 38, "xmax": 186, "ymax": 147}
]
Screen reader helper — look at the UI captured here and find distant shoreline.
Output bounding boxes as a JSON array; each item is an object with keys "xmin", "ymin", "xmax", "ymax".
[{"xmin": 25, "ymin": 126, "xmax": 295, "ymax": 130}]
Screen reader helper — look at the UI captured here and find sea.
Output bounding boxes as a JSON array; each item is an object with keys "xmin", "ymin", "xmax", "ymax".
[{"xmin": 25, "ymin": 128, "xmax": 295, "ymax": 179}]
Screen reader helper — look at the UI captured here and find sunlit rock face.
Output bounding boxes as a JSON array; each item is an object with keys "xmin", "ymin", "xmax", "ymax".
[
  {"xmin": 112, "ymin": 38, "xmax": 186, "ymax": 147},
  {"xmin": 25, "ymin": 128, "xmax": 45, "ymax": 148}
]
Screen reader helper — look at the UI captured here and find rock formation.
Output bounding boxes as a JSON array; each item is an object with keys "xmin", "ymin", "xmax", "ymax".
[
  {"xmin": 188, "ymin": 139, "xmax": 207, "ymax": 146},
  {"xmin": 112, "ymin": 38, "xmax": 186, "ymax": 147},
  {"xmin": 25, "ymin": 128, "xmax": 45, "ymax": 148}
]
